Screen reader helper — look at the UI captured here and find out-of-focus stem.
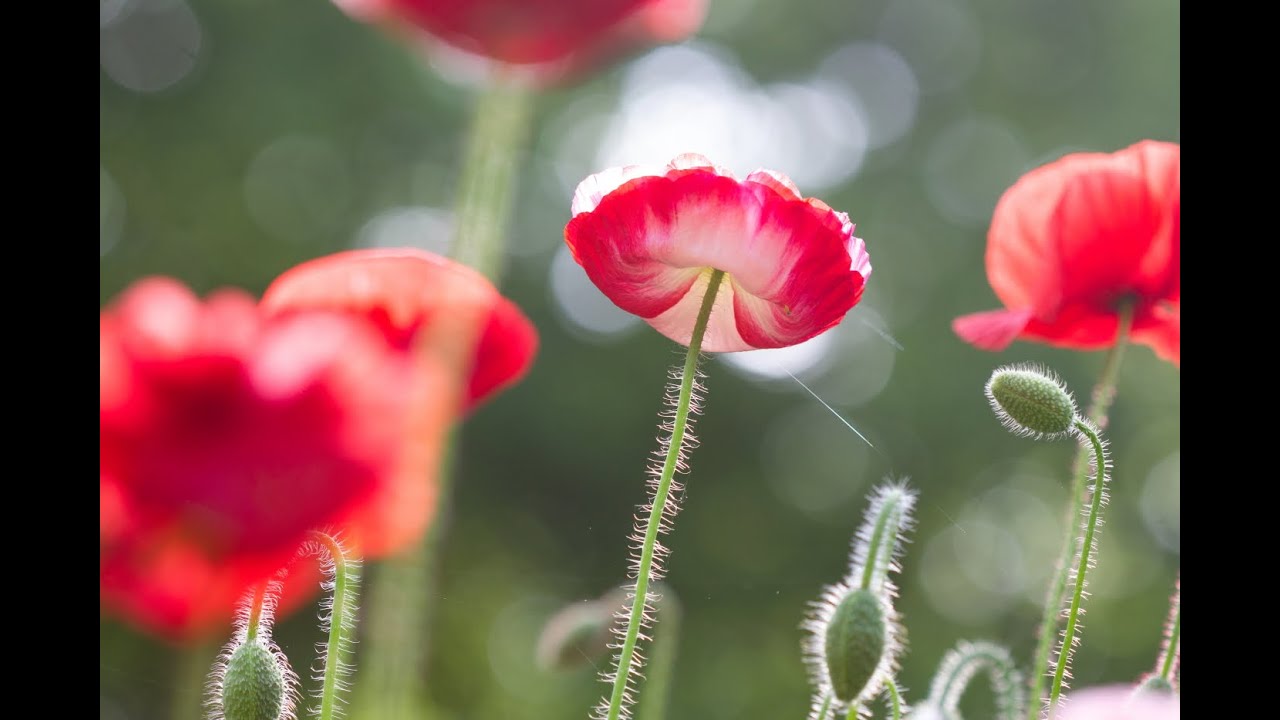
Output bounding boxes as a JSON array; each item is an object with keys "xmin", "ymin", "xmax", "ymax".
[
  {"xmin": 450, "ymin": 74, "xmax": 533, "ymax": 281},
  {"xmin": 353, "ymin": 69, "xmax": 533, "ymax": 720}
]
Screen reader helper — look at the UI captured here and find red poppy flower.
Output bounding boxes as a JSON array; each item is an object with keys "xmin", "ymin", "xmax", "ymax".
[
  {"xmin": 952, "ymin": 140, "xmax": 1180, "ymax": 365},
  {"xmin": 100, "ymin": 278, "xmax": 420, "ymax": 639},
  {"xmin": 333, "ymin": 0, "xmax": 706, "ymax": 78},
  {"xmin": 259, "ymin": 248, "xmax": 538, "ymax": 555},
  {"xmin": 260, "ymin": 248, "xmax": 537, "ymax": 412},
  {"xmin": 564, "ymin": 153, "xmax": 872, "ymax": 351}
]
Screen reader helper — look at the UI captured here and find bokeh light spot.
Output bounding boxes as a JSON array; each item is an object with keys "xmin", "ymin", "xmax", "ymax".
[
  {"xmin": 550, "ymin": 245, "xmax": 641, "ymax": 341},
  {"xmin": 244, "ymin": 135, "xmax": 351, "ymax": 244},
  {"xmin": 924, "ymin": 114, "xmax": 1031, "ymax": 227},
  {"xmin": 100, "ymin": 0, "xmax": 204, "ymax": 94},
  {"xmin": 1140, "ymin": 450, "xmax": 1180, "ymax": 553},
  {"xmin": 354, "ymin": 206, "xmax": 454, "ymax": 255},
  {"xmin": 818, "ymin": 42, "xmax": 919, "ymax": 150}
]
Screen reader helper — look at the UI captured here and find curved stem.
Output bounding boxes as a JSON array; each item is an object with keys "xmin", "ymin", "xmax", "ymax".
[
  {"xmin": 885, "ymin": 678, "xmax": 901, "ymax": 720},
  {"xmin": 858, "ymin": 493, "xmax": 903, "ymax": 592},
  {"xmin": 926, "ymin": 641, "xmax": 1024, "ymax": 720},
  {"xmin": 245, "ymin": 583, "xmax": 267, "ymax": 642},
  {"xmin": 1028, "ymin": 305, "xmax": 1132, "ymax": 719},
  {"xmin": 310, "ymin": 531, "xmax": 354, "ymax": 720},
  {"xmin": 1046, "ymin": 421, "xmax": 1109, "ymax": 717},
  {"xmin": 1159, "ymin": 583, "xmax": 1181, "ymax": 682},
  {"xmin": 604, "ymin": 270, "xmax": 725, "ymax": 720}
]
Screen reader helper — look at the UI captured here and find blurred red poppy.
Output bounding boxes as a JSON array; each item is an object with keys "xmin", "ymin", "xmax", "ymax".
[
  {"xmin": 333, "ymin": 0, "xmax": 707, "ymax": 81},
  {"xmin": 260, "ymin": 248, "xmax": 538, "ymax": 556},
  {"xmin": 100, "ymin": 278, "xmax": 419, "ymax": 639},
  {"xmin": 260, "ymin": 247, "xmax": 537, "ymax": 412},
  {"xmin": 564, "ymin": 153, "xmax": 872, "ymax": 351},
  {"xmin": 952, "ymin": 140, "xmax": 1180, "ymax": 365}
]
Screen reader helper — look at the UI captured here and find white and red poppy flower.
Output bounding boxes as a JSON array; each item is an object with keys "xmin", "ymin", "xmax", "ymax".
[{"xmin": 564, "ymin": 154, "xmax": 871, "ymax": 352}]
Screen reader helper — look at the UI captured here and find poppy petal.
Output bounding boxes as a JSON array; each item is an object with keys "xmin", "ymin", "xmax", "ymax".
[
  {"xmin": 952, "ymin": 308, "xmax": 1034, "ymax": 351},
  {"xmin": 1133, "ymin": 300, "xmax": 1180, "ymax": 366},
  {"xmin": 260, "ymin": 248, "xmax": 538, "ymax": 411}
]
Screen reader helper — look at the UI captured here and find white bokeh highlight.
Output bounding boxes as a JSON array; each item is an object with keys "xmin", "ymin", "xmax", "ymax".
[
  {"xmin": 100, "ymin": 0, "xmax": 204, "ymax": 94},
  {"xmin": 586, "ymin": 42, "xmax": 870, "ymax": 192},
  {"xmin": 550, "ymin": 245, "xmax": 642, "ymax": 340},
  {"xmin": 354, "ymin": 206, "xmax": 454, "ymax": 255}
]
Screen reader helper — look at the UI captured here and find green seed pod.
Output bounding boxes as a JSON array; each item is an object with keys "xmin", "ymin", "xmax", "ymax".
[
  {"xmin": 825, "ymin": 588, "xmax": 887, "ymax": 703},
  {"xmin": 221, "ymin": 640, "xmax": 285, "ymax": 720},
  {"xmin": 985, "ymin": 365, "xmax": 1078, "ymax": 440}
]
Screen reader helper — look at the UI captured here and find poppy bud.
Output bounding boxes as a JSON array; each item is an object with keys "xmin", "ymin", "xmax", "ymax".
[
  {"xmin": 824, "ymin": 588, "xmax": 887, "ymax": 704},
  {"xmin": 220, "ymin": 640, "xmax": 288, "ymax": 720},
  {"xmin": 985, "ymin": 364, "xmax": 1078, "ymax": 440}
]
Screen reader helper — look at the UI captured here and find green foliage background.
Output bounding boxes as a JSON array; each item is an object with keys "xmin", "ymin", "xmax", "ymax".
[{"xmin": 100, "ymin": 0, "xmax": 1180, "ymax": 718}]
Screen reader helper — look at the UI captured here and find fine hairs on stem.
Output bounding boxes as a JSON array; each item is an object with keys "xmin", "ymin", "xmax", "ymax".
[
  {"xmin": 912, "ymin": 640, "xmax": 1026, "ymax": 720},
  {"xmin": 1044, "ymin": 418, "xmax": 1110, "ymax": 717},
  {"xmin": 982, "ymin": 364, "xmax": 1112, "ymax": 718},
  {"xmin": 1027, "ymin": 307, "xmax": 1131, "ymax": 718},
  {"xmin": 597, "ymin": 269, "xmax": 724, "ymax": 720},
  {"xmin": 303, "ymin": 531, "xmax": 363, "ymax": 720},
  {"xmin": 595, "ymin": 360, "xmax": 707, "ymax": 720},
  {"xmin": 1137, "ymin": 575, "xmax": 1180, "ymax": 695}
]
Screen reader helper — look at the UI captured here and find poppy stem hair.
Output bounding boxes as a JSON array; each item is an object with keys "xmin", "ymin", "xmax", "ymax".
[
  {"xmin": 1046, "ymin": 419, "xmax": 1111, "ymax": 718},
  {"xmin": 1027, "ymin": 303, "xmax": 1131, "ymax": 720},
  {"xmin": 1137, "ymin": 575, "xmax": 1180, "ymax": 696},
  {"xmin": 882, "ymin": 678, "xmax": 902, "ymax": 720},
  {"xmin": 1156, "ymin": 578, "xmax": 1181, "ymax": 686},
  {"xmin": 914, "ymin": 640, "xmax": 1026, "ymax": 720},
  {"xmin": 304, "ymin": 531, "xmax": 362, "ymax": 720},
  {"xmin": 598, "ymin": 269, "xmax": 725, "ymax": 720}
]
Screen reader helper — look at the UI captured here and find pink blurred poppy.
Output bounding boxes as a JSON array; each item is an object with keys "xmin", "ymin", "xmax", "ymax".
[
  {"xmin": 952, "ymin": 140, "xmax": 1180, "ymax": 365},
  {"xmin": 564, "ymin": 153, "xmax": 871, "ymax": 351},
  {"xmin": 1058, "ymin": 684, "xmax": 1179, "ymax": 720}
]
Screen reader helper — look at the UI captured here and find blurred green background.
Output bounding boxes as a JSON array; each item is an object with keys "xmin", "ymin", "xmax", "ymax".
[{"xmin": 100, "ymin": 0, "xmax": 1180, "ymax": 718}]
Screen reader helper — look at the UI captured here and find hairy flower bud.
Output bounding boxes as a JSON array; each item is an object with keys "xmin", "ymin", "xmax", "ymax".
[
  {"xmin": 221, "ymin": 640, "xmax": 286, "ymax": 720},
  {"xmin": 985, "ymin": 364, "xmax": 1078, "ymax": 440},
  {"xmin": 825, "ymin": 588, "xmax": 887, "ymax": 703}
]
